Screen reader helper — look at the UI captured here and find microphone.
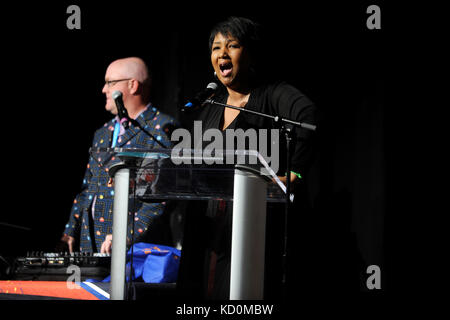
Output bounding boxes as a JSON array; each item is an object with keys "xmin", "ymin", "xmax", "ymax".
[
  {"xmin": 112, "ymin": 90, "xmax": 129, "ymax": 129},
  {"xmin": 184, "ymin": 82, "xmax": 218, "ymax": 108}
]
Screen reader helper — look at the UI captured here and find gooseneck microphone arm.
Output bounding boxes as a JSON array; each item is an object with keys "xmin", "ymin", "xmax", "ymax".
[
  {"xmin": 204, "ymin": 99, "xmax": 317, "ymax": 131},
  {"xmin": 127, "ymin": 118, "xmax": 168, "ymax": 149},
  {"xmin": 112, "ymin": 91, "xmax": 168, "ymax": 149}
]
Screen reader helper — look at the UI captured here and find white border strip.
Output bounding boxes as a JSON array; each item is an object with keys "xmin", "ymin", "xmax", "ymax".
[{"xmin": 82, "ymin": 282, "xmax": 110, "ymax": 300}]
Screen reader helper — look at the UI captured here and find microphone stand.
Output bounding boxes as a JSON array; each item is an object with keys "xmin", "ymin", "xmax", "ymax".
[
  {"xmin": 126, "ymin": 118, "xmax": 169, "ymax": 149},
  {"xmin": 205, "ymin": 98, "xmax": 316, "ymax": 298}
]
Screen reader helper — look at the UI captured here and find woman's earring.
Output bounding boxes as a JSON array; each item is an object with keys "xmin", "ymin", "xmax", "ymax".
[{"xmin": 213, "ymin": 71, "xmax": 217, "ymax": 78}]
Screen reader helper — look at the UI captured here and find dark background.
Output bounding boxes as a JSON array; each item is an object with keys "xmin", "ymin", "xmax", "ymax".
[{"xmin": 1, "ymin": 1, "xmax": 392, "ymax": 294}]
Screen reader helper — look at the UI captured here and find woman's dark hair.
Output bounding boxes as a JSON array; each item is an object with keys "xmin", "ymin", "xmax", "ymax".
[{"xmin": 208, "ymin": 16, "xmax": 261, "ymax": 54}]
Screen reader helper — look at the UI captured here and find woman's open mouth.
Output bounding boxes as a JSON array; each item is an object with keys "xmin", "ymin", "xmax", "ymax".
[{"xmin": 219, "ymin": 62, "xmax": 233, "ymax": 77}]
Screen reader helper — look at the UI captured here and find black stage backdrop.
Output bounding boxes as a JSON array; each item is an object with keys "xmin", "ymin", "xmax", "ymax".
[{"xmin": 1, "ymin": 1, "xmax": 392, "ymax": 294}]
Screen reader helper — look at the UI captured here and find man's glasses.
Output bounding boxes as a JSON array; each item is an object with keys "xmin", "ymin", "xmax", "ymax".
[{"xmin": 104, "ymin": 78, "xmax": 131, "ymax": 87}]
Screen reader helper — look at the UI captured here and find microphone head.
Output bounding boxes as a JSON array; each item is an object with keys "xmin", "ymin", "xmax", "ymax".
[
  {"xmin": 112, "ymin": 90, "xmax": 123, "ymax": 100},
  {"xmin": 183, "ymin": 83, "xmax": 218, "ymax": 109},
  {"xmin": 207, "ymin": 82, "xmax": 218, "ymax": 91}
]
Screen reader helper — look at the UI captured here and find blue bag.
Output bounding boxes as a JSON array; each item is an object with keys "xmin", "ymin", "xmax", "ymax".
[{"xmin": 102, "ymin": 243, "xmax": 181, "ymax": 283}]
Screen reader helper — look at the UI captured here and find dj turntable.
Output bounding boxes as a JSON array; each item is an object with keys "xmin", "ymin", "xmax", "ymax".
[{"xmin": 12, "ymin": 252, "xmax": 111, "ymax": 281}]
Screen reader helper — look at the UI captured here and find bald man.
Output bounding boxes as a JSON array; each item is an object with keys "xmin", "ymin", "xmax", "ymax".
[
  {"xmin": 61, "ymin": 57, "xmax": 178, "ymax": 253},
  {"xmin": 103, "ymin": 57, "xmax": 152, "ymax": 119}
]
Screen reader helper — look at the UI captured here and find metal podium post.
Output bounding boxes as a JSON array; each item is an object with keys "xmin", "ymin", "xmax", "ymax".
[
  {"xmin": 110, "ymin": 167, "xmax": 130, "ymax": 300},
  {"xmin": 230, "ymin": 168, "xmax": 267, "ymax": 300}
]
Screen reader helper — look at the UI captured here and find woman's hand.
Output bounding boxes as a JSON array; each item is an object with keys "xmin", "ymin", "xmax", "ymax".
[{"xmin": 273, "ymin": 172, "xmax": 299, "ymax": 184}]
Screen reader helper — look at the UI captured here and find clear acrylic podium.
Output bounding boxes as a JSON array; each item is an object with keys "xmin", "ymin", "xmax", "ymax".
[{"xmin": 90, "ymin": 147, "xmax": 287, "ymax": 300}]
